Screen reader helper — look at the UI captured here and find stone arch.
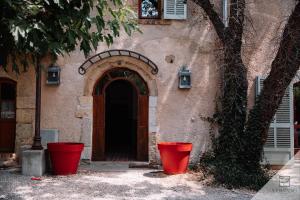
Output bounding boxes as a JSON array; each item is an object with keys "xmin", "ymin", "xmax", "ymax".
[{"xmin": 83, "ymin": 56, "xmax": 158, "ymax": 97}]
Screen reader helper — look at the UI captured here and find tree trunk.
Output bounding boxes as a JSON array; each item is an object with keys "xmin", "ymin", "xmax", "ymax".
[
  {"xmin": 216, "ymin": 39, "xmax": 248, "ymax": 159},
  {"xmin": 243, "ymin": 2, "xmax": 300, "ymax": 170}
]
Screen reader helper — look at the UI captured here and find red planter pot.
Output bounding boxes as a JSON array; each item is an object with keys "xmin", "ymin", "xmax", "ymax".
[
  {"xmin": 47, "ymin": 143, "xmax": 84, "ymax": 175},
  {"xmin": 158, "ymin": 142, "xmax": 192, "ymax": 175}
]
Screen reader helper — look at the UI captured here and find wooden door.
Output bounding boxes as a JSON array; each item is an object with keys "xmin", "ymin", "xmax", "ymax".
[
  {"xmin": 293, "ymin": 83, "xmax": 300, "ymax": 159},
  {"xmin": 294, "ymin": 125, "xmax": 300, "ymax": 159},
  {"xmin": 93, "ymin": 68, "xmax": 149, "ymax": 161},
  {"xmin": 92, "ymin": 95, "xmax": 105, "ymax": 160},
  {"xmin": 0, "ymin": 79, "xmax": 16, "ymax": 153},
  {"xmin": 137, "ymin": 95, "xmax": 148, "ymax": 161}
]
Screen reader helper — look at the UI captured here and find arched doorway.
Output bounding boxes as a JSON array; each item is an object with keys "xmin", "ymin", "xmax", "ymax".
[
  {"xmin": 92, "ymin": 68, "xmax": 149, "ymax": 161},
  {"xmin": 0, "ymin": 78, "xmax": 16, "ymax": 153}
]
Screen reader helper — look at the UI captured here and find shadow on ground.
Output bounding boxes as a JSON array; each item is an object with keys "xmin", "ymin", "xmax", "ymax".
[
  {"xmin": 0, "ymin": 165, "xmax": 254, "ymax": 200},
  {"xmin": 143, "ymin": 171, "xmax": 169, "ymax": 178}
]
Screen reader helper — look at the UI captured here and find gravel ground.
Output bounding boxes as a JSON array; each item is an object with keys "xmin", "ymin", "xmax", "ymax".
[{"xmin": 0, "ymin": 162, "xmax": 255, "ymax": 200}]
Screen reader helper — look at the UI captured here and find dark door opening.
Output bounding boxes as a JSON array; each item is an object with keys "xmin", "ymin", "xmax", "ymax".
[
  {"xmin": 105, "ymin": 80, "xmax": 137, "ymax": 161},
  {"xmin": 294, "ymin": 83, "xmax": 300, "ymax": 159},
  {"xmin": 92, "ymin": 68, "xmax": 149, "ymax": 161}
]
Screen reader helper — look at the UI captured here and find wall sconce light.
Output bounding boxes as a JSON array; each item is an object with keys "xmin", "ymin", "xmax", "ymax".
[
  {"xmin": 178, "ymin": 65, "xmax": 191, "ymax": 89},
  {"xmin": 46, "ymin": 65, "xmax": 61, "ymax": 85}
]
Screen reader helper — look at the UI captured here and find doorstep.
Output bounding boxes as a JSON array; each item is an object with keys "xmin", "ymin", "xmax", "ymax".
[{"xmin": 79, "ymin": 161, "xmax": 161, "ymax": 172}]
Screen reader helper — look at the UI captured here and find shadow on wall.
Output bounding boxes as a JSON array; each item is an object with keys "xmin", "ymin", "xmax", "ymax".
[
  {"xmin": 88, "ymin": 23, "xmax": 218, "ymax": 163},
  {"xmin": 156, "ymin": 42, "xmax": 218, "ymax": 163}
]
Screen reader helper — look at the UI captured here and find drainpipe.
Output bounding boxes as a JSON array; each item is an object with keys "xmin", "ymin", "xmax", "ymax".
[{"xmin": 223, "ymin": 0, "xmax": 229, "ymax": 27}]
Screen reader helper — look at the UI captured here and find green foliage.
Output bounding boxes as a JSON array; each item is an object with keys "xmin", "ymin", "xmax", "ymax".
[
  {"xmin": 199, "ymin": 102, "xmax": 270, "ymax": 190},
  {"xmin": 198, "ymin": 84, "xmax": 270, "ymax": 189},
  {"xmin": 200, "ymin": 143, "xmax": 270, "ymax": 190},
  {"xmin": 0, "ymin": 0, "xmax": 139, "ymax": 71}
]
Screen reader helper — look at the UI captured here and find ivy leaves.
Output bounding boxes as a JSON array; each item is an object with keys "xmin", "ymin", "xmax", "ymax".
[{"xmin": 0, "ymin": 0, "xmax": 139, "ymax": 71}]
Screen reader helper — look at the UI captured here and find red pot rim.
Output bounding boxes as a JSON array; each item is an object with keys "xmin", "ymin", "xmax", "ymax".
[
  {"xmin": 47, "ymin": 142, "xmax": 84, "ymax": 145},
  {"xmin": 47, "ymin": 142, "xmax": 84, "ymax": 152},
  {"xmin": 158, "ymin": 142, "xmax": 192, "ymax": 146},
  {"xmin": 158, "ymin": 142, "xmax": 192, "ymax": 152}
]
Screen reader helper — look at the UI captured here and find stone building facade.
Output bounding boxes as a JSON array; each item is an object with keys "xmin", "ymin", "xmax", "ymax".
[{"xmin": 0, "ymin": 0, "xmax": 298, "ymax": 165}]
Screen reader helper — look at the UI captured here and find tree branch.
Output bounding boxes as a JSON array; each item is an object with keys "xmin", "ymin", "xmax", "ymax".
[
  {"xmin": 227, "ymin": 0, "xmax": 245, "ymax": 50},
  {"xmin": 259, "ymin": 1, "xmax": 300, "ymax": 140},
  {"xmin": 242, "ymin": 2, "xmax": 300, "ymax": 169},
  {"xmin": 192, "ymin": 0, "xmax": 226, "ymax": 44}
]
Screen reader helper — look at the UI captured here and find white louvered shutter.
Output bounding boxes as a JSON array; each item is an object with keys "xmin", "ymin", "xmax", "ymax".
[
  {"xmin": 164, "ymin": 0, "xmax": 187, "ymax": 20},
  {"xmin": 256, "ymin": 76, "xmax": 293, "ymax": 164}
]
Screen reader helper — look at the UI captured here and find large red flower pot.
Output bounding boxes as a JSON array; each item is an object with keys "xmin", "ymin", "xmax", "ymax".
[
  {"xmin": 47, "ymin": 143, "xmax": 84, "ymax": 175},
  {"xmin": 158, "ymin": 142, "xmax": 192, "ymax": 175}
]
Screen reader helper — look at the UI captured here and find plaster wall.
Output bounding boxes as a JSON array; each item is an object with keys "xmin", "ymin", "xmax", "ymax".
[{"xmin": 0, "ymin": 0, "xmax": 297, "ymax": 164}]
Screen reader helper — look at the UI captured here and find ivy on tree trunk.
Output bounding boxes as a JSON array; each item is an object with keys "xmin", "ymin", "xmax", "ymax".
[{"xmin": 193, "ymin": 0, "xmax": 300, "ymax": 188}]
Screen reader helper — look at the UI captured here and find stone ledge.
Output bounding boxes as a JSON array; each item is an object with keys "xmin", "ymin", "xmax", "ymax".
[{"xmin": 138, "ymin": 19, "xmax": 172, "ymax": 25}]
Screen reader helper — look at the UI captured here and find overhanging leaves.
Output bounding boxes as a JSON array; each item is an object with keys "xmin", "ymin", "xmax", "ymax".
[{"xmin": 0, "ymin": 0, "xmax": 140, "ymax": 71}]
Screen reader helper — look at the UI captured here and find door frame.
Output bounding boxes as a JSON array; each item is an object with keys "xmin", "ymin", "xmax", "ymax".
[
  {"xmin": 0, "ymin": 77, "xmax": 17, "ymax": 153},
  {"xmin": 92, "ymin": 68, "xmax": 149, "ymax": 161},
  {"xmin": 293, "ymin": 82, "xmax": 300, "ymax": 158}
]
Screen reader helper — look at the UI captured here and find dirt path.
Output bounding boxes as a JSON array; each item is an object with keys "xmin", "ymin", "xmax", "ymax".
[{"xmin": 0, "ymin": 162, "xmax": 254, "ymax": 200}]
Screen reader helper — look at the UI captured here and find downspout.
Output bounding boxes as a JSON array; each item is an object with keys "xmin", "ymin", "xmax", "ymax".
[{"xmin": 223, "ymin": 0, "xmax": 229, "ymax": 27}]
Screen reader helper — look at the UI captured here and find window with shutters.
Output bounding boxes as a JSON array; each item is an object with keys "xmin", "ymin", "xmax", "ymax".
[
  {"xmin": 164, "ymin": 0, "xmax": 187, "ymax": 19},
  {"xmin": 256, "ymin": 76, "xmax": 294, "ymax": 164},
  {"xmin": 256, "ymin": 76, "xmax": 293, "ymax": 149}
]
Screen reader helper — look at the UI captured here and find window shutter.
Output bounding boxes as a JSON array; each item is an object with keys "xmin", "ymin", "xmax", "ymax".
[
  {"xmin": 164, "ymin": 0, "xmax": 187, "ymax": 20},
  {"xmin": 265, "ymin": 128, "xmax": 275, "ymax": 148},
  {"xmin": 256, "ymin": 76, "xmax": 293, "ymax": 164}
]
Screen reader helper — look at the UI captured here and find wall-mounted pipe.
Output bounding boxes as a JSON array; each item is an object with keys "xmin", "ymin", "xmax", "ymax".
[{"xmin": 223, "ymin": 0, "xmax": 229, "ymax": 27}]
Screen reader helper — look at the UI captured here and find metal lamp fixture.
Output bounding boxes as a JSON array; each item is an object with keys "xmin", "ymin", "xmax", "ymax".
[
  {"xmin": 46, "ymin": 65, "xmax": 61, "ymax": 85},
  {"xmin": 178, "ymin": 65, "xmax": 191, "ymax": 89}
]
